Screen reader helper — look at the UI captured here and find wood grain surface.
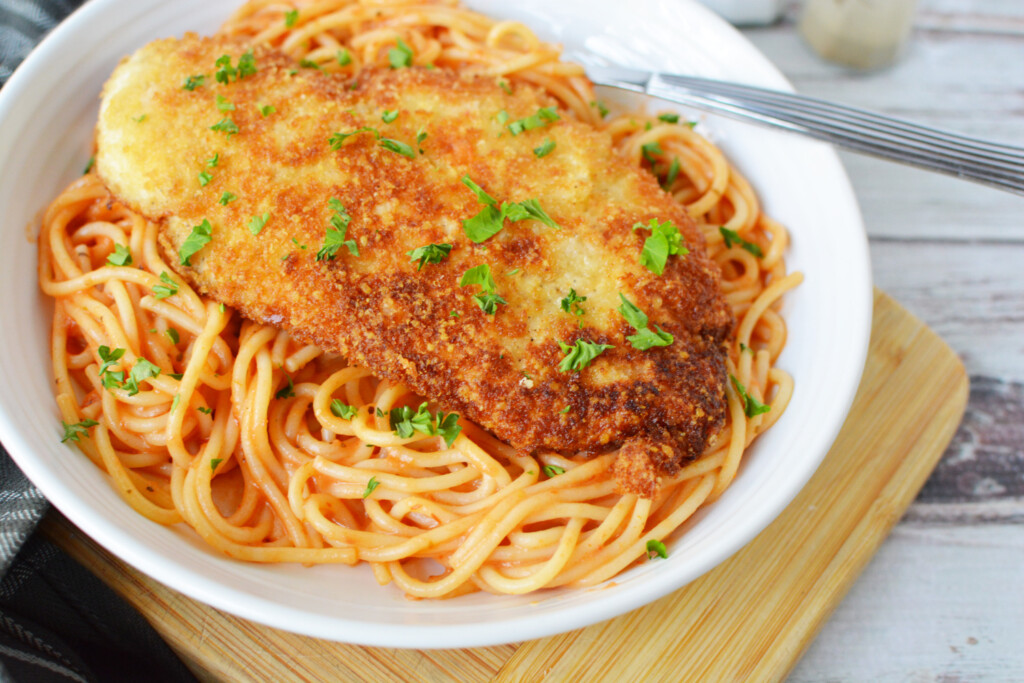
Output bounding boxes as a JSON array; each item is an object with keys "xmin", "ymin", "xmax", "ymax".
[{"xmin": 42, "ymin": 290, "xmax": 967, "ymax": 682}]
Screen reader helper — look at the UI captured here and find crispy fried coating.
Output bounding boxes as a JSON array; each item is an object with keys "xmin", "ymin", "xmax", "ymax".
[{"xmin": 95, "ymin": 36, "xmax": 733, "ymax": 495}]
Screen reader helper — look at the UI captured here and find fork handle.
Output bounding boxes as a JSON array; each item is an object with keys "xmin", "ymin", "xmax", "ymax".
[{"xmin": 610, "ymin": 72, "xmax": 1024, "ymax": 196}]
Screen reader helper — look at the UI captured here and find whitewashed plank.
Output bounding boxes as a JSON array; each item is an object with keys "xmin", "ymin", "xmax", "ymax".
[
  {"xmin": 790, "ymin": 523, "xmax": 1024, "ymax": 683},
  {"xmin": 870, "ymin": 241, "xmax": 1024, "ymax": 379}
]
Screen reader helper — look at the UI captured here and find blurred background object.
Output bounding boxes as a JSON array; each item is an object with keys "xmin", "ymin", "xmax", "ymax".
[
  {"xmin": 799, "ymin": 0, "xmax": 920, "ymax": 69},
  {"xmin": 696, "ymin": 0, "xmax": 783, "ymax": 25}
]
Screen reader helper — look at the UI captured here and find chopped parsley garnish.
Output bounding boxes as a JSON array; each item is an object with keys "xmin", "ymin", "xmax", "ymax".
[
  {"xmin": 210, "ymin": 457, "xmax": 223, "ymax": 472},
  {"xmin": 362, "ymin": 476, "xmax": 380, "ymax": 498},
  {"xmin": 106, "ymin": 244, "xmax": 132, "ymax": 267},
  {"xmin": 165, "ymin": 328, "xmax": 180, "ymax": 344},
  {"xmin": 210, "ymin": 118, "xmax": 239, "ymax": 137},
  {"xmin": 406, "ymin": 243, "xmax": 452, "ymax": 270},
  {"xmin": 496, "ymin": 110, "xmax": 509, "ymax": 125},
  {"xmin": 543, "ymin": 464, "xmax": 566, "ymax": 477},
  {"xmin": 206, "ymin": 153, "xmax": 219, "ymax": 167},
  {"xmin": 381, "ymin": 109, "xmax": 398, "ymax": 123},
  {"xmin": 460, "ymin": 175, "xmax": 561, "ymax": 242},
  {"xmin": 299, "ymin": 58, "xmax": 321, "ymax": 70},
  {"xmin": 215, "ymin": 51, "xmax": 256, "ymax": 84},
  {"xmin": 719, "ymin": 226, "xmax": 764, "ymax": 257},
  {"xmin": 533, "ymin": 138, "xmax": 556, "ymax": 158},
  {"xmin": 388, "ymin": 38, "xmax": 414, "ymax": 68},
  {"xmin": 198, "ymin": 170, "xmax": 213, "ymax": 186},
  {"xmin": 248, "ymin": 212, "xmax": 270, "ymax": 235},
  {"xmin": 197, "ymin": 406, "xmax": 213, "ymax": 415},
  {"xmin": 284, "ymin": 9, "xmax": 298, "ymax": 27},
  {"xmin": 416, "ymin": 129, "xmax": 427, "ymax": 153},
  {"xmin": 83, "ymin": 156, "xmax": 95, "ymax": 174},
  {"xmin": 389, "ymin": 402, "xmax": 461, "ymax": 446},
  {"xmin": 633, "ymin": 219, "xmax": 687, "ymax": 275},
  {"xmin": 559, "ymin": 406, "xmax": 571, "ymax": 414},
  {"xmin": 275, "ymin": 374, "xmax": 295, "ymax": 399},
  {"xmin": 459, "ymin": 264, "xmax": 496, "ymax": 292},
  {"xmin": 258, "ymin": 104, "xmax": 276, "ymax": 117},
  {"xmin": 123, "ymin": 359, "xmax": 161, "ymax": 396},
  {"xmin": 730, "ymin": 375, "xmax": 771, "ymax": 418},
  {"xmin": 98, "ymin": 345, "xmax": 125, "ymax": 391},
  {"xmin": 557, "ymin": 339, "xmax": 613, "ymax": 372},
  {"xmin": 646, "ymin": 539, "xmax": 668, "ymax": 559},
  {"xmin": 498, "ymin": 80, "xmax": 512, "ymax": 94},
  {"xmin": 329, "ymin": 126, "xmax": 378, "ymax": 149},
  {"xmin": 657, "ymin": 113, "xmax": 680, "ymax": 124},
  {"xmin": 507, "ymin": 106, "xmax": 559, "ymax": 135},
  {"xmin": 330, "ymin": 399, "xmax": 358, "ymax": 419},
  {"xmin": 379, "ymin": 137, "xmax": 416, "ymax": 158},
  {"xmin": 152, "ymin": 271, "xmax": 178, "ymax": 299},
  {"xmin": 559, "ymin": 288, "xmax": 587, "ymax": 324},
  {"xmin": 660, "ymin": 157, "xmax": 680, "ymax": 191},
  {"xmin": 473, "ymin": 292, "xmax": 507, "ymax": 315},
  {"xmin": 591, "ymin": 100, "xmax": 609, "ymax": 118},
  {"xmin": 61, "ymin": 419, "xmax": 99, "ymax": 443},
  {"xmin": 449, "ymin": 310, "xmax": 460, "ymax": 318},
  {"xmin": 316, "ymin": 198, "xmax": 358, "ymax": 260},
  {"xmin": 219, "ymin": 191, "xmax": 238, "ymax": 206},
  {"xmin": 641, "ymin": 141, "xmax": 663, "ymax": 164},
  {"xmin": 179, "ymin": 219, "xmax": 213, "ymax": 266},
  {"xmin": 618, "ymin": 293, "xmax": 674, "ymax": 350},
  {"xmin": 183, "ymin": 74, "xmax": 206, "ymax": 91},
  {"xmin": 132, "ymin": 114, "xmax": 147, "ymax": 123},
  {"xmin": 215, "ymin": 94, "xmax": 235, "ymax": 112},
  {"xmin": 336, "ymin": 49, "xmax": 352, "ymax": 66}
]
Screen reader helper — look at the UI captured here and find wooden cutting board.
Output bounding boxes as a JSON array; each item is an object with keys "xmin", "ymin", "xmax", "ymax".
[{"xmin": 42, "ymin": 290, "xmax": 969, "ymax": 682}]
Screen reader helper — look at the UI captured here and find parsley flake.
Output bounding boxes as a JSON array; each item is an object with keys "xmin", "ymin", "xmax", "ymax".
[
  {"xmin": 730, "ymin": 375, "xmax": 771, "ymax": 418},
  {"xmin": 389, "ymin": 402, "xmax": 462, "ymax": 446},
  {"xmin": 633, "ymin": 219, "xmax": 687, "ymax": 275},
  {"xmin": 123, "ymin": 359, "xmax": 161, "ymax": 396},
  {"xmin": 248, "ymin": 213, "xmax": 270, "ymax": 235},
  {"xmin": 336, "ymin": 49, "xmax": 352, "ymax": 66},
  {"xmin": 219, "ymin": 191, "xmax": 238, "ymax": 206},
  {"xmin": 330, "ymin": 399, "xmax": 358, "ymax": 419},
  {"xmin": 183, "ymin": 74, "xmax": 206, "ymax": 91},
  {"xmin": 275, "ymin": 374, "xmax": 295, "ymax": 399},
  {"xmin": 107, "ymin": 244, "xmax": 132, "ymax": 267},
  {"xmin": 657, "ymin": 113, "xmax": 680, "ymax": 124},
  {"xmin": 165, "ymin": 328, "xmax": 180, "ymax": 344},
  {"xmin": 381, "ymin": 109, "xmax": 398, "ymax": 123},
  {"xmin": 388, "ymin": 38, "xmax": 414, "ymax": 69},
  {"xmin": 210, "ymin": 457, "xmax": 223, "ymax": 472},
  {"xmin": 559, "ymin": 288, "xmax": 587, "ymax": 322},
  {"xmin": 533, "ymin": 138, "xmax": 556, "ymax": 158},
  {"xmin": 543, "ymin": 464, "xmax": 566, "ymax": 477},
  {"xmin": 83, "ymin": 156, "xmax": 95, "ymax": 174},
  {"xmin": 661, "ymin": 156, "xmax": 680, "ymax": 191},
  {"xmin": 591, "ymin": 100, "xmax": 609, "ymax": 118},
  {"xmin": 459, "ymin": 264, "xmax": 496, "ymax": 292},
  {"xmin": 719, "ymin": 226, "xmax": 764, "ymax": 257},
  {"xmin": 473, "ymin": 292, "xmax": 507, "ymax": 315},
  {"xmin": 646, "ymin": 539, "xmax": 668, "ymax": 559},
  {"xmin": 406, "ymin": 243, "xmax": 452, "ymax": 270},
  {"xmin": 198, "ymin": 171, "xmax": 213, "ymax": 186},
  {"xmin": 557, "ymin": 339, "xmax": 613, "ymax": 372},
  {"xmin": 508, "ymin": 106, "xmax": 559, "ymax": 135},
  {"xmin": 132, "ymin": 114, "xmax": 147, "ymax": 123},
  {"xmin": 61, "ymin": 419, "xmax": 99, "ymax": 443},
  {"xmin": 179, "ymin": 219, "xmax": 213, "ymax": 266},
  {"xmin": 641, "ymin": 141, "xmax": 664, "ymax": 164},
  {"xmin": 379, "ymin": 137, "xmax": 416, "ymax": 158},
  {"xmin": 152, "ymin": 271, "xmax": 178, "ymax": 299},
  {"xmin": 215, "ymin": 94, "xmax": 235, "ymax": 112},
  {"xmin": 258, "ymin": 104, "xmax": 276, "ymax": 117},
  {"xmin": 299, "ymin": 58, "xmax": 321, "ymax": 70},
  {"xmin": 206, "ymin": 153, "xmax": 219, "ymax": 168},
  {"xmin": 284, "ymin": 9, "xmax": 298, "ymax": 27},
  {"xmin": 363, "ymin": 476, "xmax": 381, "ymax": 498},
  {"xmin": 316, "ymin": 199, "xmax": 358, "ymax": 260},
  {"xmin": 618, "ymin": 293, "xmax": 674, "ymax": 350},
  {"xmin": 210, "ymin": 118, "xmax": 239, "ymax": 138},
  {"xmin": 197, "ymin": 406, "xmax": 213, "ymax": 415}
]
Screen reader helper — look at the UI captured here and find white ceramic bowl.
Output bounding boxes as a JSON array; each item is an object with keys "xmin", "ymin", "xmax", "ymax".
[{"xmin": 0, "ymin": 0, "xmax": 871, "ymax": 648}]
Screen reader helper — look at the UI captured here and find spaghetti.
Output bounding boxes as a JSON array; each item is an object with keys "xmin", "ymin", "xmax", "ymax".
[{"xmin": 40, "ymin": 0, "xmax": 801, "ymax": 598}]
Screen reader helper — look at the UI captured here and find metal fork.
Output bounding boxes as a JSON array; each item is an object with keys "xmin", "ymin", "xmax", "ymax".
[{"xmin": 581, "ymin": 63, "xmax": 1024, "ymax": 196}]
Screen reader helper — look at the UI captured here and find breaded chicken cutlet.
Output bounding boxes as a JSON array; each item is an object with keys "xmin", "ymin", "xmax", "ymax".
[{"xmin": 95, "ymin": 35, "xmax": 733, "ymax": 496}]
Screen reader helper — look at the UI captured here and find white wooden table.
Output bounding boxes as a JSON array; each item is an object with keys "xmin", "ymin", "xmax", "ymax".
[{"xmin": 736, "ymin": 1, "xmax": 1024, "ymax": 680}]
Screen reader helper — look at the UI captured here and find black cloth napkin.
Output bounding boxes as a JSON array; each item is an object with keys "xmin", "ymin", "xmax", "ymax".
[{"xmin": 1, "ymin": 2, "xmax": 197, "ymax": 680}]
